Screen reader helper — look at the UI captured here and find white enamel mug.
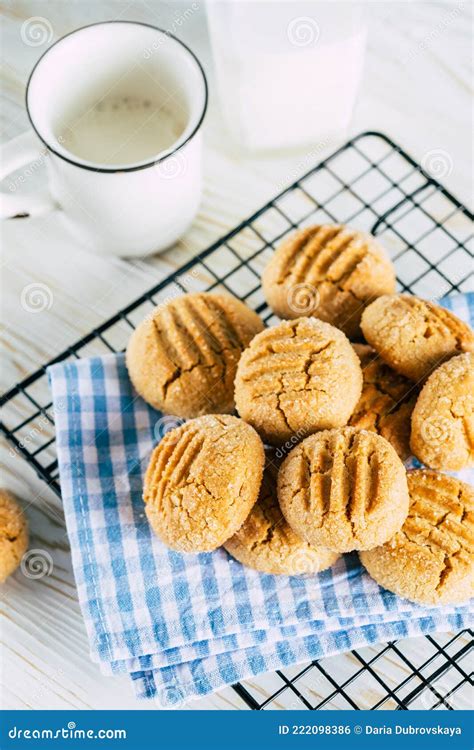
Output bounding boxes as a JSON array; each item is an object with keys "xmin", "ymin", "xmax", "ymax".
[{"xmin": 0, "ymin": 22, "xmax": 208, "ymax": 257}]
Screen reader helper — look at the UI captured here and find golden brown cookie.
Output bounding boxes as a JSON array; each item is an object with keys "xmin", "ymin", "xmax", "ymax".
[
  {"xmin": 360, "ymin": 470, "xmax": 474, "ymax": 605},
  {"xmin": 350, "ymin": 344, "xmax": 418, "ymax": 460},
  {"xmin": 224, "ymin": 458, "xmax": 339, "ymax": 575},
  {"xmin": 0, "ymin": 490, "xmax": 28, "ymax": 583},
  {"xmin": 144, "ymin": 415, "xmax": 265, "ymax": 553},
  {"xmin": 361, "ymin": 294, "xmax": 474, "ymax": 382},
  {"xmin": 234, "ymin": 318, "xmax": 363, "ymax": 446},
  {"xmin": 278, "ymin": 427, "xmax": 409, "ymax": 553},
  {"xmin": 410, "ymin": 353, "xmax": 474, "ymax": 471},
  {"xmin": 126, "ymin": 292, "xmax": 264, "ymax": 418},
  {"xmin": 262, "ymin": 224, "xmax": 395, "ymax": 340}
]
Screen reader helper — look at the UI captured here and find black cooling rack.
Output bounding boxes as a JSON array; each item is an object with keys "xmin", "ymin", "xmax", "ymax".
[{"xmin": 1, "ymin": 132, "xmax": 473, "ymax": 710}]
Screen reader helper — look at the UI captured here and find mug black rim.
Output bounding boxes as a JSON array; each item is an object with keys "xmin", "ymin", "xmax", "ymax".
[{"xmin": 25, "ymin": 20, "xmax": 209, "ymax": 174}]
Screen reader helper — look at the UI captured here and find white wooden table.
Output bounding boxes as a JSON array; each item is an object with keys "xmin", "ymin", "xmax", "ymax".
[{"xmin": 1, "ymin": 1, "xmax": 472, "ymax": 710}]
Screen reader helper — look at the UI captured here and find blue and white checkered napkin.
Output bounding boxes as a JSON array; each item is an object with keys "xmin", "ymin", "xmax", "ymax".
[{"xmin": 48, "ymin": 293, "xmax": 474, "ymax": 706}]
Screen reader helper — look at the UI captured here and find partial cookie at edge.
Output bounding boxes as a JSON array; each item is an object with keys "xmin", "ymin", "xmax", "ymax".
[
  {"xmin": 360, "ymin": 470, "xmax": 474, "ymax": 605},
  {"xmin": 410, "ymin": 352, "xmax": 474, "ymax": 471}
]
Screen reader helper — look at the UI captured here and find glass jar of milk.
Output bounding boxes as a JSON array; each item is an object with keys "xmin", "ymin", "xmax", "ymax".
[{"xmin": 206, "ymin": 0, "xmax": 367, "ymax": 151}]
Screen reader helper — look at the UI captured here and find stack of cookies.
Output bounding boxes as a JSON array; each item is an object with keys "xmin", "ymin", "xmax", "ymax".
[{"xmin": 126, "ymin": 224, "xmax": 474, "ymax": 607}]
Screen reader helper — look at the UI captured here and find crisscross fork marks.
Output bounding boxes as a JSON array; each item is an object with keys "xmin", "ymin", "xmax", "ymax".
[
  {"xmin": 280, "ymin": 225, "xmax": 373, "ymax": 294},
  {"xmin": 276, "ymin": 225, "xmax": 341, "ymax": 283},
  {"xmin": 147, "ymin": 423, "xmax": 203, "ymax": 507},
  {"xmin": 404, "ymin": 474, "xmax": 474, "ymax": 562},
  {"xmin": 406, "ymin": 471, "xmax": 474, "ymax": 595},
  {"xmin": 204, "ymin": 296, "xmax": 249, "ymax": 351},
  {"xmin": 290, "ymin": 226, "xmax": 346, "ymax": 283}
]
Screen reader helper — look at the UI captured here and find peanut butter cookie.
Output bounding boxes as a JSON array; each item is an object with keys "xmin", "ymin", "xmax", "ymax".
[
  {"xmin": 126, "ymin": 292, "xmax": 264, "ymax": 418},
  {"xmin": 262, "ymin": 224, "xmax": 395, "ymax": 340},
  {"xmin": 361, "ymin": 295, "xmax": 474, "ymax": 382},
  {"xmin": 234, "ymin": 318, "xmax": 363, "ymax": 446},
  {"xmin": 144, "ymin": 415, "xmax": 265, "ymax": 553},
  {"xmin": 278, "ymin": 427, "xmax": 409, "ymax": 553},
  {"xmin": 0, "ymin": 489, "xmax": 28, "ymax": 583},
  {"xmin": 410, "ymin": 353, "xmax": 474, "ymax": 471},
  {"xmin": 360, "ymin": 470, "xmax": 474, "ymax": 605},
  {"xmin": 224, "ymin": 458, "xmax": 339, "ymax": 575},
  {"xmin": 350, "ymin": 344, "xmax": 418, "ymax": 460}
]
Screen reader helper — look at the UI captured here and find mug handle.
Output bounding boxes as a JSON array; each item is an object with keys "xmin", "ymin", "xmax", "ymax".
[{"xmin": 0, "ymin": 131, "xmax": 57, "ymax": 219}]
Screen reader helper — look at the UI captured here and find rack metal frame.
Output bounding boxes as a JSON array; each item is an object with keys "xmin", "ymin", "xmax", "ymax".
[{"xmin": 2, "ymin": 132, "xmax": 472, "ymax": 710}]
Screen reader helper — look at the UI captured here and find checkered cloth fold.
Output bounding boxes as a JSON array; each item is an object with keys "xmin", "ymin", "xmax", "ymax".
[{"xmin": 48, "ymin": 292, "xmax": 473, "ymax": 706}]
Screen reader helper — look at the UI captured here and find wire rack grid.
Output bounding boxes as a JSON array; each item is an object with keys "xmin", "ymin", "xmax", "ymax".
[{"xmin": 1, "ymin": 131, "xmax": 473, "ymax": 710}]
